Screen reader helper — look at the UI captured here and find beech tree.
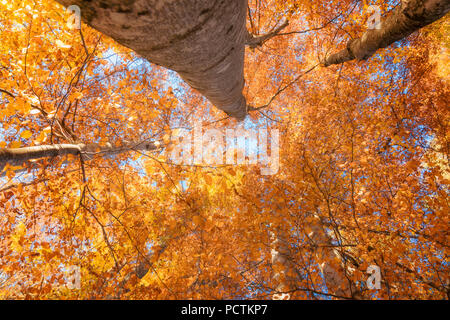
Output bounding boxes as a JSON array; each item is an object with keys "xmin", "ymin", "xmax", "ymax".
[{"xmin": 0, "ymin": 0, "xmax": 448, "ymax": 300}]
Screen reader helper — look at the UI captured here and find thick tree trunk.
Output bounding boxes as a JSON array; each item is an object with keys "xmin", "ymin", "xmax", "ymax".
[
  {"xmin": 55, "ymin": 0, "xmax": 249, "ymax": 120},
  {"xmin": 0, "ymin": 141, "xmax": 159, "ymax": 171},
  {"xmin": 324, "ymin": 0, "xmax": 450, "ymax": 66}
]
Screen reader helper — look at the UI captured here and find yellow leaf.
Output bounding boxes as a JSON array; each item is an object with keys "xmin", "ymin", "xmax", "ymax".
[
  {"xmin": 193, "ymin": 215, "xmax": 203, "ymax": 226},
  {"xmin": 35, "ymin": 131, "xmax": 48, "ymax": 144},
  {"xmin": 204, "ymin": 175, "xmax": 212, "ymax": 185},
  {"xmin": 10, "ymin": 141, "xmax": 21, "ymax": 148},
  {"xmin": 20, "ymin": 130, "xmax": 32, "ymax": 139},
  {"xmin": 10, "ymin": 221, "xmax": 26, "ymax": 252},
  {"xmin": 6, "ymin": 170, "xmax": 15, "ymax": 179}
]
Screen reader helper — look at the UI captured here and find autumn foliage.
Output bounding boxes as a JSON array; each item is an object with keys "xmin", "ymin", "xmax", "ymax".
[{"xmin": 0, "ymin": 0, "xmax": 448, "ymax": 299}]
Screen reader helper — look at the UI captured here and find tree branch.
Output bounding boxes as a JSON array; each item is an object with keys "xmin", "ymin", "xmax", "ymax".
[
  {"xmin": 323, "ymin": 0, "xmax": 450, "ymax": 67},
  {"xmin": 246, "ymin": 20, "xmax": 290, "ymax": 49},
  {"xmin": 0, "ymin": 140, "xmax": 162, "ymax": 172}
]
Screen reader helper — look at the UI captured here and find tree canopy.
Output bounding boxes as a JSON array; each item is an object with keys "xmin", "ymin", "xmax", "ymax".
[{"xmin": 0, "ymin": 0, "xmax": 448, "ymax": 299}]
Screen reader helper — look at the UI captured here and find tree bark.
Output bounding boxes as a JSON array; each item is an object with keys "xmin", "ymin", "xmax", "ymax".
[
  {"xmin": 55, "ymin": 0, "xmax": 249, "ymax": 120},
  {"xmin": 0, "ymin": 140, "xmax": 159, "ymax": 172},
  {"xmin": 324, "ymin": 0, "xmax": 450, "ymax": 66}
]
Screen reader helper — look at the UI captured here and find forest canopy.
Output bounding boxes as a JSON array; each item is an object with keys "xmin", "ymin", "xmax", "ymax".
[{"xmin": 0, "ymin": 0, "xmax": 449, "ymax": 300}]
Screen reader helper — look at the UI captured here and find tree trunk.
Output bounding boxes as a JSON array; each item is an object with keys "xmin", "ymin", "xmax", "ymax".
[
  {"xmin": 55, "ymin": 0, "xmax": 249, "ymax": 120},
  {"xmin": 270, "ymin": 228, "xmax": 295, "ymax": 300},
  {"xmin": 324, "ymin": 0, "xmax": 450, "ymax": 66},
  {"xmin": 269, "ymin": 215, "xmax": 304, "ymax": 300},
  {"xmin": 308, "ymin": 215, "xmax": 360, "ymax": 299}
]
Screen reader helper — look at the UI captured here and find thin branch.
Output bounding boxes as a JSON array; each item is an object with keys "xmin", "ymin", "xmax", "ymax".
[{"xmin": 249, "ymin": 63, "xmax": 319, "ymax": 112}]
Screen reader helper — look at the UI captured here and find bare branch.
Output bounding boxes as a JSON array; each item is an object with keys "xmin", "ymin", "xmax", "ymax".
[{"xmin": 246, "ymin": 20, "xmax": 289, "ymax": 49}]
